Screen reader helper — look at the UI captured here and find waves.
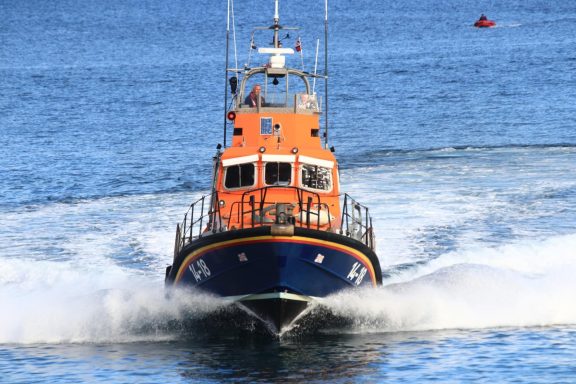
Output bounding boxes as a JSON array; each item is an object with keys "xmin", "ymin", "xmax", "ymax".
[
  {"xmin": 1, "ymin": 0, "xmax": 575, "ymax": 347},
  {"xmin": 4, "ymin": 143, "xmax": 574, "ymax": 211},
  {"xmin": 340, "ymin": 142, "xmax": 576, "ymax": 266},
  {"xmin": 0, "ymin": 262, "xmax": 223, "ymax": 344},
  {"xmin": 2, "ymin": 233, "xmax": 575, "ymax": 344},
  {"xmin": 0, "ymin": 139, "xmax": 574, "ymax": 343},
  {"xmin": 0, "ymin": 172, "xmax": 209, "ymax": 212},
  {"xmin": 1, "ymin": 141, "xmax": 574, "ymax": 343},
  {"xmin": 321, "ymin": 233, "xmax": 576, "ymax": 332},
  {"xmin": 340, "ymin": 143, "xmax": 576, "ymax": 169}
]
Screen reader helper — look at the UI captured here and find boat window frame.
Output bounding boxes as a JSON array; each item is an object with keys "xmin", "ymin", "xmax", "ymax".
[
  {"xmin": 237, "ymin": 67, "xmax": 312, "ymax": 109},
  {"xmin": 263, "ymin": 161, "xmax": 293, "ymax": 186},
  {"xmin": 223, "ymin": 161, "xmax": 258, "ymax": 191},
  {"xmin": 298, "ymin": 162, "xmax": 334, "ymax": 193}
]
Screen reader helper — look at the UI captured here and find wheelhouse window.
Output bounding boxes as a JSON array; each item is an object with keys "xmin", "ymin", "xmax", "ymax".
[
  {"xmin": 265, "ymin": 162, "xmax": 292, "ymax": 186},
  {"xmin": 239, "ymin": 68, "xmax": 312, "ymax": 110},
  {"xmin": 300, "ymin": 164, "xmax": 332, "ymax": 191},
  {"xmin": 224, "ymin": 163, "xmax": 255, "ymax": 189}
]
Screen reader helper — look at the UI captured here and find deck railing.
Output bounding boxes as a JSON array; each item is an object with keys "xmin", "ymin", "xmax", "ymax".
[
  {"xmin": 174, "ymin": 187, "xmax": 375, "ymax": 257},
  {"xmin": 236, "ymin": 186, "xmax": 328, "ymax": 229},
  {"xmin": 340, "ymin": 194, "xmax": 376, "ymax": 250},
  {"xmin": 173, "ymin": 192, "xmax": 223, "ymax": 259}
]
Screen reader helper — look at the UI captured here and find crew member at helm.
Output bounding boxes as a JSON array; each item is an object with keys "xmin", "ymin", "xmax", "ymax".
[{"xmin": 245, "ymin": 84, "xmax": 265, "ymax": 107}]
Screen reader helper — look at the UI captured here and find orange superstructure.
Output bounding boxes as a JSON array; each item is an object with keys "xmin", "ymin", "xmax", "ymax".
[{"xmin": 214, "ymin": 63, "xmax": 342, "ymax": 232}]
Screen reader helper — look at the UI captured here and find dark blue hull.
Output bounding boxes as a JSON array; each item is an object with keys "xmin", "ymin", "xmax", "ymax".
[{"xmin": 165, "ymin": 226, "xmax": 381, "ymax": 333}]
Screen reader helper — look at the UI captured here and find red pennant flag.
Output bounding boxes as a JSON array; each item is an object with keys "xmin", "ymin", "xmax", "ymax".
[{"xmin": 295, "ymin": 37, "xmax": 302, "ymax": 52}]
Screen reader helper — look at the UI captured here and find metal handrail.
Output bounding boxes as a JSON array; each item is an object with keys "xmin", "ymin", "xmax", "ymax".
[
  {"xmin": 174, "ymin": 188, "xmax": 376, "ymax": 258},
  {"xmin": 340, "ymin": 193, "xmax": 375, "ymax": 250},
  {"xmin": 174, "ymin": 192, "xmax": 223, "ymax": 257},
  {"xmin": 239, "ymin": 186, "xmax": 325, "ymax": 229}
]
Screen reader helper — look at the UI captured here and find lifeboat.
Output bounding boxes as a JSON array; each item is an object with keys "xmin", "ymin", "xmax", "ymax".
[
  {"xmin": 164, "ymin": 0, "xmax": 382, "ymax": 335},
  {"xmin": 474, "ymin": 19, "xmax": 496, "ymax": 28}
]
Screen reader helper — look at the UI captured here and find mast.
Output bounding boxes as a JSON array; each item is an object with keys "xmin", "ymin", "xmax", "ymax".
[
  {"xmin": 223, "ymin": 0, "xmax": 231, "ymax": 147},
  {"xmin": 273, "ymin": 0, "xmax": 280, "ymax": 48},
  {"xmin": 324, "ymin": 0, "xmax": 329, "ymax": 148}
]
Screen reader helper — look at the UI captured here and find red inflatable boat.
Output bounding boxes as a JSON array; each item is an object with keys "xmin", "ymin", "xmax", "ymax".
[{"xmin": 474, "ymin": 19, "xmax": 496, "ymax": 28}]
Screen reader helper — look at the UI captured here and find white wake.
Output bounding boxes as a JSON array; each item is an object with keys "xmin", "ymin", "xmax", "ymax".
[{"xmin": 322, "ymin": 233, "xmax": 576, "ymax": 333}]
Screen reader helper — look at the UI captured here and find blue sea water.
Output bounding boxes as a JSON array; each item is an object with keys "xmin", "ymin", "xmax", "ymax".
[{"xmin": 1, "ymin": 0, "xmax": 576, "ymax": 382}]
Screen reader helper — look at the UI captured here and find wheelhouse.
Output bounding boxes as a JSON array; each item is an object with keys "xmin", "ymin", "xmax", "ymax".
[{"xmin": 236, "ymin": 65, "xmax": 321, "ymax": 113}]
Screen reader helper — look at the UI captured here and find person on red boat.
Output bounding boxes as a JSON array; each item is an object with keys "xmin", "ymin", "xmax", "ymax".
[
  {"xmin": 479, "ymin": 14, "xmax": 488, "ymax": 21},
  {"xmin": 245, "ymin": 84, "xmax": 265, "ymax": 107}
]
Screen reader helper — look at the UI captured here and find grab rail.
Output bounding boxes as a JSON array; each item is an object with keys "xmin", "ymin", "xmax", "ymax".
[
  {"xmin": 341, "ymin": 194, "xmax": 376, "ymax": 250},
  {"xmin": 173, "ymin": 188, "xmax": 375, "ymax": 258}
]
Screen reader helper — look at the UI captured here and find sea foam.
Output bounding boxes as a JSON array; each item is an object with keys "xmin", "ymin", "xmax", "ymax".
[
  {"xmin": 321, "ymin": 233, "xmax": 576, "ymax": 333},
  {"xmin": 2, "ymin": 233, "xmax": 576, "ymax": 343}
]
